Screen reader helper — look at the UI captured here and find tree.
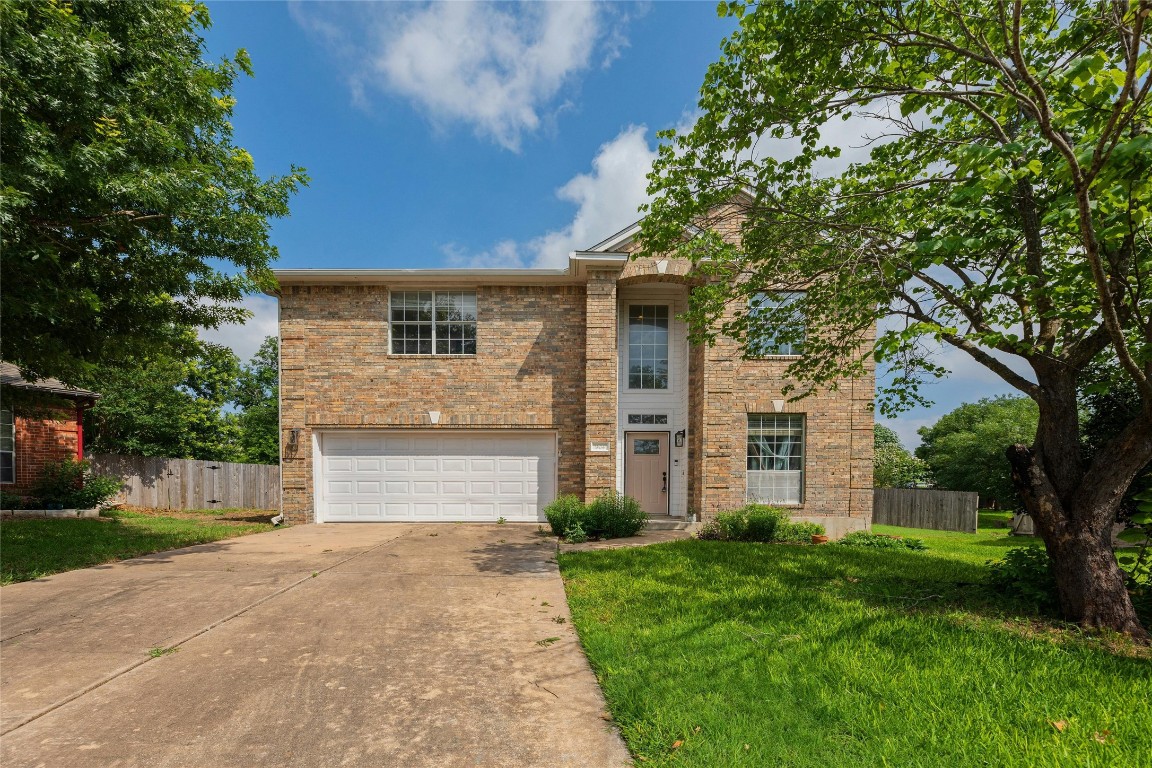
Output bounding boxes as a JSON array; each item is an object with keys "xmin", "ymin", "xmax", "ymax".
[
  {"xmin": 641, "ymin": 1, "xmax": 1152, "ymax": 637},
  {"xmin": 915, "ymin": 397, "xmax": 1039, "ymax": 507},
  {"xmin": 81, "ymin": 335, "xmax": 242, "ymax": 461},
  {"xmin": 233, "ymin": 337, "xmax": 279, "ymax": 464},
  {"xmin": 0, "ymin": 0, "xmax": 306, "ymax": 385},
  {"xmin": 873, "ymin": 424, "xmax": 931, "ymax": 488}
]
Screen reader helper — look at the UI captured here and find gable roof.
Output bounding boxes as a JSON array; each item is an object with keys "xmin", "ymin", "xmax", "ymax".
[{"xmin": 0, "ymin": 362, "xmax": 100, "ymax": 401}]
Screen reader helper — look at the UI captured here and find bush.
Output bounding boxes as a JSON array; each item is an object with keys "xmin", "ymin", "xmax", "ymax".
[
  {"xmin": 695, "ymin": 505, "xmax": 822, "ymax": 544},
  {"xmin": 987, "ymin": 546, "xmax": 1058, "ymax": 611},
  {"xmin": 714, "ymin": 511, "xmax": 749, "ymax": 541},
  {"xmin": 837, "ymin": 531, "xmax": 927, "ymax": 551},
  {"xmin": 586, "ymin": 491, "xmax": 647, "ymax": 539},
  {"xmin": 30, "ymin": 459, "xmax": 122, "ymax": 510},
  {"xmin": 695, "ymin": 520, "xmax": 724, "ymax": 540},
  {"xmin": 1, "ymin": 490, "xmax": 25, "ymax": 510},
  {"xmin": 562, "ymin": 521, "xmax": 588, "ymax": 544},
  {"xmin": 544, "ymin": 495, "xmax": 587, "ymax": 537},
  {"xmin": 775, "ymin": 520, "xmax": 826, "ymax": 544},
  {"xmin": 745, "ymin": 505, "xmax": 788, "ymax": 542}
]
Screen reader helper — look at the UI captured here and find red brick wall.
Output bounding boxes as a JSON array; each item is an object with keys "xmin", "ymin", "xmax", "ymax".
[{"xmin": 5, "ymin": 413, "xmax": 79, "ymax": 493}]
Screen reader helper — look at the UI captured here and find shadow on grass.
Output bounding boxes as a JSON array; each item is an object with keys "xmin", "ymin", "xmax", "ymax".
[
  {"xmin": 0, "ymin": 515, "xmax": 269, "ymax": 584},
  {"xmin": 561, "ymin": 540, "xmax": 1062, "ymax": 644}
]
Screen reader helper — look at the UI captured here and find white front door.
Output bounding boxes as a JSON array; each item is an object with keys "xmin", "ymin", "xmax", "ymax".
[{"xmin": 317, "ymin": 430, "xmax": 556, "ymax": 522}]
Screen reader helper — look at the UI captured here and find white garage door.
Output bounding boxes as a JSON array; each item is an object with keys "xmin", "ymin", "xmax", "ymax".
[{"xmin": 317, "ymin": 430, "xmax": 556, "ymax": 522}]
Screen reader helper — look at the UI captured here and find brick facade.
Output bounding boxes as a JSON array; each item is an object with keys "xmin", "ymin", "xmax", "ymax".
[
  {"xmin": 3, "ymin": 410, "xmax": 81, "ymax": 494},
  {"xmin": 276, "ymin": 252, "xmax": 873, "ymax": 532}
]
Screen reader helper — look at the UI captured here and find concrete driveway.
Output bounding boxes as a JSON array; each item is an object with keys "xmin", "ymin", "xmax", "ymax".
[{"xmin": 0, "ymin": 524, "xmax": 631, "ymax": 767}]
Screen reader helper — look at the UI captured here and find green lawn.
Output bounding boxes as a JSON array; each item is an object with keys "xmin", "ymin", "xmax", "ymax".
[
  {"xmin": 1, "ymin": 507, "xmax": 274, "ymax": 584},
  {"xmin": 559, "ymin": 518, "xmax": 1151, "ymax": 767}
]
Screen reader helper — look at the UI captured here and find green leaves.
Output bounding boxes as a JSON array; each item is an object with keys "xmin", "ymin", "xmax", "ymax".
[{"xmin": 0, "ymin": 0, "xmax": 307, "ymax": 384}]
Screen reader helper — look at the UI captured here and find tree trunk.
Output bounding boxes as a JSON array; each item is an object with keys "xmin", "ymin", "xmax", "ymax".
[{"xmin": 1007, "ymin": 443, "xmax": 1149, "ymax": 642}]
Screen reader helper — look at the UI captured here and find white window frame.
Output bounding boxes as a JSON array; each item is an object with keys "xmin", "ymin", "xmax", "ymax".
[
  {"xmin": 748, "ymin": 291, "xmax": 805, "ymax": 357},
  {"xmin": 747, "ymin": 413, "xmax": 805, "ymax": 506},
  {"xmin": 0, "ymin": 408, "xmax": 14, "ymax": 485},
  {"xmin": 388, "ymin": 290, "xmax": 478, "ymax": 356},
  {"xmin": 626, "ymin": 303, "xmax": 671, "ymax": 391}
]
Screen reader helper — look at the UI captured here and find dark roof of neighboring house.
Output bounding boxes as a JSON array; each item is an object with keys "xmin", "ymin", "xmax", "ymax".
[{"xmin": 0, "ymin": 362, "xmax": 100, "ymax": 401}]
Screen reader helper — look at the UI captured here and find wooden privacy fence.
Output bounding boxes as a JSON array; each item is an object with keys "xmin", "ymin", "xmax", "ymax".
[
  {"xmin": 91, "ymin": 454, "xmax": 279, "ymax": 510},
  {"xmin": 873, "ymin": 488, "xmax": 979, "ymax": 533}
]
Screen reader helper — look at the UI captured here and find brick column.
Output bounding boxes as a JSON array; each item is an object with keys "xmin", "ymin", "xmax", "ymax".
[{"xmin": 583, "ymin": 271, "xmax": 618, "ymax": 500}]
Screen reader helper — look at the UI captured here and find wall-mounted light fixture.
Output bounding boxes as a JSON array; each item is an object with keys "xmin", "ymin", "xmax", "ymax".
[
  {"xmin": 674, "ymin": 429, "xmax": 686, "ymax": 448},
  {"xmin": 288, "ymin": 428, "xmax": 301, "ymax": 446}
]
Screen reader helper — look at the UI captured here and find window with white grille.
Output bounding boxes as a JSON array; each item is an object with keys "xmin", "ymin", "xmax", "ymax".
[{"xmin": 747, "ymin": 413, "xmax": 804, "ymax": 505}]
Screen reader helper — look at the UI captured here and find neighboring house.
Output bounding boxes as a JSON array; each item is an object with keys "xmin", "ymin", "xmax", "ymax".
[
  {"xmin": 0, "ymin": 362, "xmax": 101, "ymax": 495},
  {"xmin": 271, "ymin": 221, "xmax": 874, "ymax": 534}
]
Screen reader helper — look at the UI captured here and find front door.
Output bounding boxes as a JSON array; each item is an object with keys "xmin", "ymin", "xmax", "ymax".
[{"xmin": 624, "ymin": 432, "xmax": 669, "ymax": 515}]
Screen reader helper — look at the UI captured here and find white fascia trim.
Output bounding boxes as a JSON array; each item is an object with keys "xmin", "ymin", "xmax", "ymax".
[
  {"xmin": 568, "ymin": 252, "xmax": 629, "ymax": 278},
  {"xmin": 268, "ymin": 268, "xmax": 578, "ymax": 292},
  {"xmin": 585, "ymin": 220, "xmax": 643, "ymax": 252}
]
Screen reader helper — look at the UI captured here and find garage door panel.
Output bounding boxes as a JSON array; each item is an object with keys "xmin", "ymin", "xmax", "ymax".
[{"xmin": 318, "ymin": 431, "xmax": 555, "ymax": 522}]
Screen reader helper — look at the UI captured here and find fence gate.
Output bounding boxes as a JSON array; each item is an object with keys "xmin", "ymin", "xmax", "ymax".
[{"xmin": 91, "ymin": 454, "xmax": 280, "ymax": 510}]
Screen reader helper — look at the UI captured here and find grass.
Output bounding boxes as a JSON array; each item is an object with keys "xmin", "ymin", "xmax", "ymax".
[
  {"xmin": 1, "ymin": 507, "xmax": 275, "ymax": 584},
  {"xmin": 559, "ymin": 516, "xmax": 1152, "ymax": 767}
]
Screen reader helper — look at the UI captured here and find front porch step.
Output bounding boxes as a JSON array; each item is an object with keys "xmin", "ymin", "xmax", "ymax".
[{"xmin": 645, "ymin": 515, "xmax": 697, "ymax": 532}]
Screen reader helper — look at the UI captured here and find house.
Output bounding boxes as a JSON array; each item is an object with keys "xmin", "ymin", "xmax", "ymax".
[
  {"xmin": 271, "ymin": 222, "xmax": 873, "ymax": 535},
  {"xmin": 0, "ymin": 362, "xmax": 101, "ymax": 495}
]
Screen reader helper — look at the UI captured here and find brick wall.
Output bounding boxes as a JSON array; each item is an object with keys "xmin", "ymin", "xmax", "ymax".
[
  {"xmin": 695, "ymin": 315, "xmax": 874, "ymax": 527},
  {"xmin": 278, "ymin": 283, "xmax": 588, "ymax": 523},
  {"xmin": 582, "ymin": 271, "xmax": 617, "ymax": 501},
  {"xmin": 5, "ymin": 412, "xmax": 79, "ymax": 493}
]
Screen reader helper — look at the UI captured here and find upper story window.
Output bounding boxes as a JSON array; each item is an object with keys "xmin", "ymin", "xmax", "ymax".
[
  {"xmin": 390, "ymin": 291, "xmax": 477, "ymax": 355},
  {"xmin": 1, "ymin": 408, "xmax": 14, "ymax": 484},
  {"xmin": 628, "ymin": 305, "xmax": 669, "ymax": 389},
  {"xmin": 748, "ymin": 291, "xmax": 805, "ymax": 356}
]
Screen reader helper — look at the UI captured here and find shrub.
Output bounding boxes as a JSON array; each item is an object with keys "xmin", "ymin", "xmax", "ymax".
[
  {"xmin": 563, "ymin": 521, "xmax": 589, "ymax": 544},
  {"xmin": 544, "ymin": 494, "xmax": 587, "ymax": 537},
  {"xmin": 1, "ymin": 490, "xmax": 25, "ymax": 510},
  {"xmin": 774, "ymin": 521, "xmax": 826, "ymax": 544},
  {"xmin": 744, "ymin": 505, "xmax": 789, "ymax": 542},
  {"xmin": 714, "ymin": 511, "xmax": 749, "ymax": 541},
  {"xmin": 695, "ymin": 520, "xmax": 724, "ymax": 540},
  {"xmin": 837, "ymin": 531, "xmax": 927, "ymax": 551},
  {"xmin": 30, "ymin": 459, "xmax": 121, "ymax": 510},
  {"xmin": 586, "ymin": 491, "xmax": 647, "ymax": 539},
  {"xmin": 695, "ymin": 506, "xmax": 823, "ymax": 544},
  {"xmin": 987, "ymin": 546, "xmax": 1058, "ymax": 611}
]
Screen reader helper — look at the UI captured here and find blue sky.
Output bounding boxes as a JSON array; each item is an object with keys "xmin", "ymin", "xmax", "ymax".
[{"xmin": 200, "ymin": 0, "xmax": 1021, "ymax": 447}]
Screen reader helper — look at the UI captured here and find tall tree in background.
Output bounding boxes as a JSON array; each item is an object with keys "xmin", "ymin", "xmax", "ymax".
[
  {"xmin": 0, "ymin": 0, "xmax": 306, "ymax": 384},
  {"xmin": 233, "ymin": 337, "xmax": 279, "ymax": 465},
  {"xmin": 916, "ymin": 397, "xmax": 1039, "ymax": 507},
  {"xmin": 82, "ymin": 335, "xmax": 279, "ymax": 464},
  {"xmin": 873, "ymin": 425, "xmax": 931, "ymax": 488},
  {"xmin": 82, "ymin": 334, "xmax": 242, "ymax": 461},
  {"xmin": 642, "ymin": 1, "xmax": 1151, "ymax": 637}
]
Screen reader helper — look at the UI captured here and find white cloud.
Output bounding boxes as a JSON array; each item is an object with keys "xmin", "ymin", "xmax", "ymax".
[
  {"xmin": 291, "ymin": 1, "xmax": 624, "ymax": 151},
  {"xmin": 199, "ymin": 294, "xmax": 279, "ymax": 363},
  {"xmin": 443, "ymin": 124, "xmax": 658, "ymax": 268}
]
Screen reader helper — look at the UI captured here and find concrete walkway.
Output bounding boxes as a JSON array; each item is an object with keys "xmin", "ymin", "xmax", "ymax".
[{"xmin": 0, "ymin": 524, "xmax": 631, "ymax": 767}]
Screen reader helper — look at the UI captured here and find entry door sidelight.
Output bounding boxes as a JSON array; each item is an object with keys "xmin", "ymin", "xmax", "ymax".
[{"xmin": 624, "ymin": 432, "xmax": 669, "ymax": 515}]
